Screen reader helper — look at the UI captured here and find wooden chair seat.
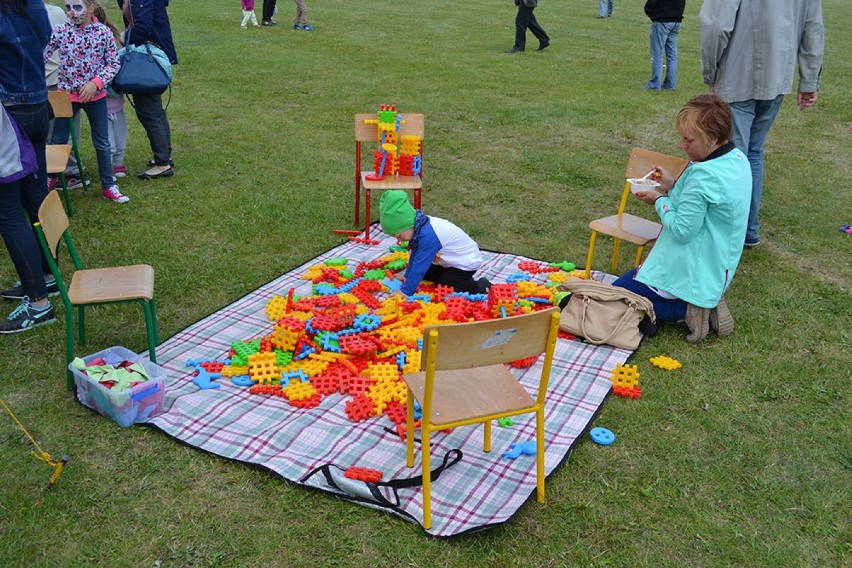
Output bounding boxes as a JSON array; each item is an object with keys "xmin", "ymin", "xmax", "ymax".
[
  {"xmin": 68, "ymin": 264, "xmax": 155, "ymax": 305},
  {"xmin": 404, "ymin": 364, "xmax": 535, "ymax": 428},
  {"xmin": 589, "ymin": 214, "xmax": 662, "ymax": 245},
  {"xmin": 360, "ymin": 171, "xmax": 422, "ymax": 191}
]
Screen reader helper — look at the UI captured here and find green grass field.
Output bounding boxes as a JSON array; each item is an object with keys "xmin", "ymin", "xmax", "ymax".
[{"xmin": 1, "ymin": 1, "xmax": 850, "ymax": 565}]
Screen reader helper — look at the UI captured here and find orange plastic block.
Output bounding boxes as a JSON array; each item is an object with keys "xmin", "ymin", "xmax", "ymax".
[{"xmin": 612, "ymin": 385, "xmax": 642, "ymax": 399}]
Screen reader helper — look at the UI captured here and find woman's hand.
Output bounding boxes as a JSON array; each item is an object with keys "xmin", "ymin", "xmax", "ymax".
[
  {"xmin": 653, "ymin": 165, "xmax": 676, "ymax": 192},
  {"xmin": 634, "ymin": 189, "xmax": 663, "ymax": 205},
  {"xmin": 77, "ymin": 81, "xmax": 98, "ymax": 103}
]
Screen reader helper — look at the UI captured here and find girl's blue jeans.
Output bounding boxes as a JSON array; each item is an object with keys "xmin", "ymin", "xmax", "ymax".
[{"xmin": 51, "ymin": 96, "xmax": 113, "ymax": 189}]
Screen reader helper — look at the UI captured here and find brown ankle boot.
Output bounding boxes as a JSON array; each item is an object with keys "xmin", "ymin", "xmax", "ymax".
[
  {"xmin": 685, "ymin": 303, "xmax": 710, "ymax": 343},
  {"xmin": 709, "ymin": 297, "xmax": 734, "ymax": 337}
]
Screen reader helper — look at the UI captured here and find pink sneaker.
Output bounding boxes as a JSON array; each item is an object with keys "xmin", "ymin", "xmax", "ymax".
[
  {"xmin": 113, "ymin": 165, "xmax": 127, "ymax": 178},
  {"xmin": 102, "ymin": 184, "xmax": 129, "ymax": 204},
  {"xmin": 47, "ymin": 177, "xmax": 58, "ymax": 191}
]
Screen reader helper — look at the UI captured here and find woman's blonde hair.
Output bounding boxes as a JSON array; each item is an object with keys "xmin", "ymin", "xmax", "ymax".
[{"xmin": 676, "ymin": 94, "xmax": 733, "ymax": 146}]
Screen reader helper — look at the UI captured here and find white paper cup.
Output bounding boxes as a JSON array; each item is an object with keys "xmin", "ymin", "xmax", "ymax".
[{"xmin": 628, "ymin": 178, "xmax": 661, "ymax": 195}]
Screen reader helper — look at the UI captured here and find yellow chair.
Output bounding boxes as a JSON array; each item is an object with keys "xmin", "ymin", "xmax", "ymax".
[
  {"xmin": 46, "ymin": 91, "xmax": 87, "ymax": 216},
  {"xmin": 585, "ymin": 147, "xmax": 689, "ymax": 279},
  {"xmin": 352, "ymin": 113, "xmax": 424, "ymax": 242},
  {"xmin": 403, "ymin": 307, "xmax": 560, "ymax": 529},
  {"xmin": 34, "ymin": 191, "xmax": 159, "ymax": 391}
]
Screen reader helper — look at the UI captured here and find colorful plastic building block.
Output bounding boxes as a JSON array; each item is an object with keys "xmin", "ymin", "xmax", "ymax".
[
  {"xmin": 590, "ymin": 427, "xmax": 615, "ymax": 445},
  {"xmin": 502, "ymin": 440, "xmax": 537, "ymax": 460},
  {"xmin": 650, "ymin": 355, "xmax": 682, "ymax": 370}
]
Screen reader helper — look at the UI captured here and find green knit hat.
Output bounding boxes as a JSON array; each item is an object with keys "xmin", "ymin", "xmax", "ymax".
[{"xmin": 379, "ymin": 190, "xmax": 416, "ymax": 235}]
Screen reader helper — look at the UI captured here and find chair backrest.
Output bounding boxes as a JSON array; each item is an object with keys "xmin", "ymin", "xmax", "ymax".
[
  {"xmin": 37, "ymin": 191, "xmax": 70, "ymax": 258},
  {"xmin": 47, "ymin": 90, "xmax": 74, "ymax": 120},
  {"xmin": 355, "ymin": 113, "xmax": 425, "ymax": 143},
  {"xmin": 420, "ymin": 307, "xmax": 560, "ymax": 372},
  {"xmin": 625, "ymin": 147, "xmax": 689, "ymax": 180}
]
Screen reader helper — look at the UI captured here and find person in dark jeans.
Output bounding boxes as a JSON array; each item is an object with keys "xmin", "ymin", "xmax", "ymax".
[
  {"xmin": 0, "ymin": 0, "xmax": 57, "ymax": 332},
  {"xmin": 261, "ymin": 0, "xmax": 277, "ymax": 25},
  {"xmin": 120, "ymin": 0, "xmax": 177, "ymax": 179},
  {"xmin": 506, "ymin": 0, "xmax": 550, "ymax": 53}
]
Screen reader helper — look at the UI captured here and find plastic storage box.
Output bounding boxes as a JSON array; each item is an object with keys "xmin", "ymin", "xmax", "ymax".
[{"xmin": 70, "ymin": 346, "xmax": 166, "ymax": 428}]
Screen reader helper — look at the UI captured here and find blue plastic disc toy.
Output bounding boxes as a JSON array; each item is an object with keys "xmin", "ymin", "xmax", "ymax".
[{"xmin": 590, "ymin": 427, "xmax": 615, "ymax": 445}]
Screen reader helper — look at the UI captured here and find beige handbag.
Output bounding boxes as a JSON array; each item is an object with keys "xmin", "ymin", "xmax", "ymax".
[{"xmin": 558, "ymin": 280, "xmax": 656, "ymax": 350}]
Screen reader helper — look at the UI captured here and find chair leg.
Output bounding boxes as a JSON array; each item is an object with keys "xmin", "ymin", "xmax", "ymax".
[
  {"xmin": 58, "ymin": 173, "xmax": 73, "ymax": 217},
  {"xmin": 77, "ymin": 305, "xmax": 86, "ymax": 345},
  {"xmin": 65, "ymin": 307, "xmax": 76, "ymax": 391},
  {"xmin": 414, "ymin": 188, "xmax": 421, "ymax": 210},
  {"xmin": 150, "ymin": 298, "xmax": 160, "ymax": 345},
  {"xmin": 634, "ymin": 245, "xmax": 646, "ymax": 268},
  {"xmin": 536, "ymin": 408, "xmax": 545, "ymax": 503},
  {"xmin": 611, "ymin": 238, "xmax": 622, "ymax": 274},
  {"xmin": 406, "ymin": 394, "xmax": 415, "ymax": 467},
  {"xmin": 140, "ymin": 300, "xmax": 157, "ymax": 364},
  {"xmin": 585, "ymin": 231, "xmax": 598, "ymax": 280},
  {"xmin": 483, "ymin": 420, "xmax": 491, "ymax": 453},
  {"xmin": 422, "ymin": 426, "xmax": 432, "ymax": 530},
  {"xmin": 364, "ymin": 188, "xmax": 371, "ymax": 241}
]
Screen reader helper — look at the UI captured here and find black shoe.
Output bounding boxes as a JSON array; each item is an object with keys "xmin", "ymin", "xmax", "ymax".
[
  {"xmin": 476, "ymin": 278, "xmax": 492, "ymax": 294},
  {"xmin": 0, "ymin": 299, "xmax": 56, "ymax": 334},
  {"xmin": 146, "ymin": 159, "xmax": 175, "ymax": 168},
  {"xmin": 536, "ymin": 41, "xmax": 550, "ymax": 51},
  {"xmin": 137, "ymin": 166, "xmax": 174, "ymax": 180},
  {"xmin": 262, "ymin": 20, "xmax": 277, "ymax": 26},
  {"xmin": 0, "ymin": 279, "xmax": 59, "ymax": 300},
  {"xmin": 504, "ymin": 47, "xmax": 523, "ymax": 54}
]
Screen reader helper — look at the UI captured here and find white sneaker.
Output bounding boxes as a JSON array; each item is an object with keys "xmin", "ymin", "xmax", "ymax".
[{"xmin": 102, "ymin": 184, "xmax": 129, "ymax": 204}]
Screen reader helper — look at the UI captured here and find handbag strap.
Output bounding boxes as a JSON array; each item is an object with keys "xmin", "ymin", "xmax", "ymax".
[{"xmin": 577, "ymin": 297, "xmax": 639, "ymax": 345}]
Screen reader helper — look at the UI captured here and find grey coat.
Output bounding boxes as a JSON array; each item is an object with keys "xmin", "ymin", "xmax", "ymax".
[{"xmin": 699, "ymin": 0, "xmax": 823, "ymax": 102}]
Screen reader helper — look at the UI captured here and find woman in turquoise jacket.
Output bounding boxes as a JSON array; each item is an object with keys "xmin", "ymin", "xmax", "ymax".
[{"xmin": 614, "ymin": 94, "xmax": 750, "ymax": 343}]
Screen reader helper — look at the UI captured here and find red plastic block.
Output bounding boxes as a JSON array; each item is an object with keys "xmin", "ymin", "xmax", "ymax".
[
  {"xmin": 344, "ymin": 467, "xmax": 383, "ymax": 483},
  {"xmin": 345, "ymin": 394, "xmax": 376, "ymax": 422}
]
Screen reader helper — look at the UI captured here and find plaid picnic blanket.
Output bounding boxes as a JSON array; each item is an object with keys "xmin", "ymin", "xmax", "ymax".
[{"xmin": 144, "ymin": 226, "xmax": 628, "ymax": 537}]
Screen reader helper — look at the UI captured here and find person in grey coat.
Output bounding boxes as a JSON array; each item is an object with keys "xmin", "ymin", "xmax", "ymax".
[
  {"xmin": 505, "ymin": 0, "xmax": 549, "ymax": 54},
  {"xmin": 699, "ymin": 0, "xmax": 824, "ymax": 247}
]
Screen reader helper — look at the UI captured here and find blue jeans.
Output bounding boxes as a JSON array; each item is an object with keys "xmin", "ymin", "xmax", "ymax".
[
  {"xmin": 1, "ymin": 102, "xmax": 51, "ymax": 300},
  {"xmin": 131, "ymin": 93, "xmax": 172, "ymax": 166},
  {"xmin": 728, "ymin": 96, "xmax": 784, "ymax": 242},
  {"xmin": 599, "ymin": 0, "xmax": 613, "ymax": 17},
  {"xmin": 646, "ymin": 22, "xmax": 681, "ymax": 90},
  {"xmin": 613, "ymin": 268, "xmax": 686, "ymax": 322},
  {"xmin": 51, "ymin": 97, "xmax": 113, "ymax": 189}
]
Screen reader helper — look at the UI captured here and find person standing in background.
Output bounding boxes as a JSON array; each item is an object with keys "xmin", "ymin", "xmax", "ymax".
[
  {"xmin": 120, "ymin": 0, "xmax": 177, "ymax": 180},
  {"xmin": 505, "ymin": 0, "xmax": 549, "ymax": 54},
  {"xmin": 643, "ymin": 0, "xmax": 685, "ymax": 91},
  {"xmin": 261, "ymin": 0, "xmax": 276, "ymax": 26},
  {"xmin": 699, "ymin": 0, "xmax": 824, "ymax": 248}
]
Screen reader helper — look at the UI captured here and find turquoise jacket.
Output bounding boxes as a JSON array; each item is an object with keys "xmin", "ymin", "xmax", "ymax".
[{"xmin": 636, "ymin": 144, "xmax": 750, "ymax": 308}]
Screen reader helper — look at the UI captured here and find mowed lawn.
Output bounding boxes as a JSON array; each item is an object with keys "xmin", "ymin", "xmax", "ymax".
[{"xmin": 1, "ymin": 1, "xmax": 849, "ymax": 566}]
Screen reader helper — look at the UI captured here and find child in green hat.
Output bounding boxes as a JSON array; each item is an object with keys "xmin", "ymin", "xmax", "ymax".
[{"xmin": 379, "ymin": 190, "xmax": 491, "ymax": 296}]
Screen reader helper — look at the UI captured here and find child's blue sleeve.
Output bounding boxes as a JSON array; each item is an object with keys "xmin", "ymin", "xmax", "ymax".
[{"xmin": 401, "ymin": 223, "xmax": 441, "ymax": 295}]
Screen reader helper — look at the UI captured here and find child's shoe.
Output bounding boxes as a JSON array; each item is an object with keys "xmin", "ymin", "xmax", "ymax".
[
  {"xmin": 66, "ymin": 176, "xmax": 84, "ymax": 190},
  {"xmin": 253, "ymin": 24, "xmax": 260, "ymax": 28},
  {"xmin": 102, "ymin": 184, "xmax": 129, "ymax": 204},
  {"xmin": 302, "ymin": 24, "xmax": 313, "ymax": 31},
  {"xmin": 241, "ymin": 24, "xmax": 247, "ymax": 29},
  {"xmin": 113, "ymin": 165, "xmax": 127, "ymax": 178},
  {"xmin": 47, "ymin": 177, "xmax": 58, "ymax": 191},
  {"xmin": 293, "ymin": 24, "xmax": 302, "ymax": 30},
  {"xmin": 0, "ymin": 298, "xmax": 56, "ymax": 334}
]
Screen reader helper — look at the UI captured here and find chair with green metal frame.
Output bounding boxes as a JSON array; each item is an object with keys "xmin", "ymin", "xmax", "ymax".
[
  {"xmin": 402, "ymin": 306, "xmax": 560, "ymax": 530},
  {"xmin": 46, "ymin": 90, "xmax": 87, "ymax": 215},
  {"xmin": 34, "ymin": 191, "xmax": 159, "ymax": 390}
]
